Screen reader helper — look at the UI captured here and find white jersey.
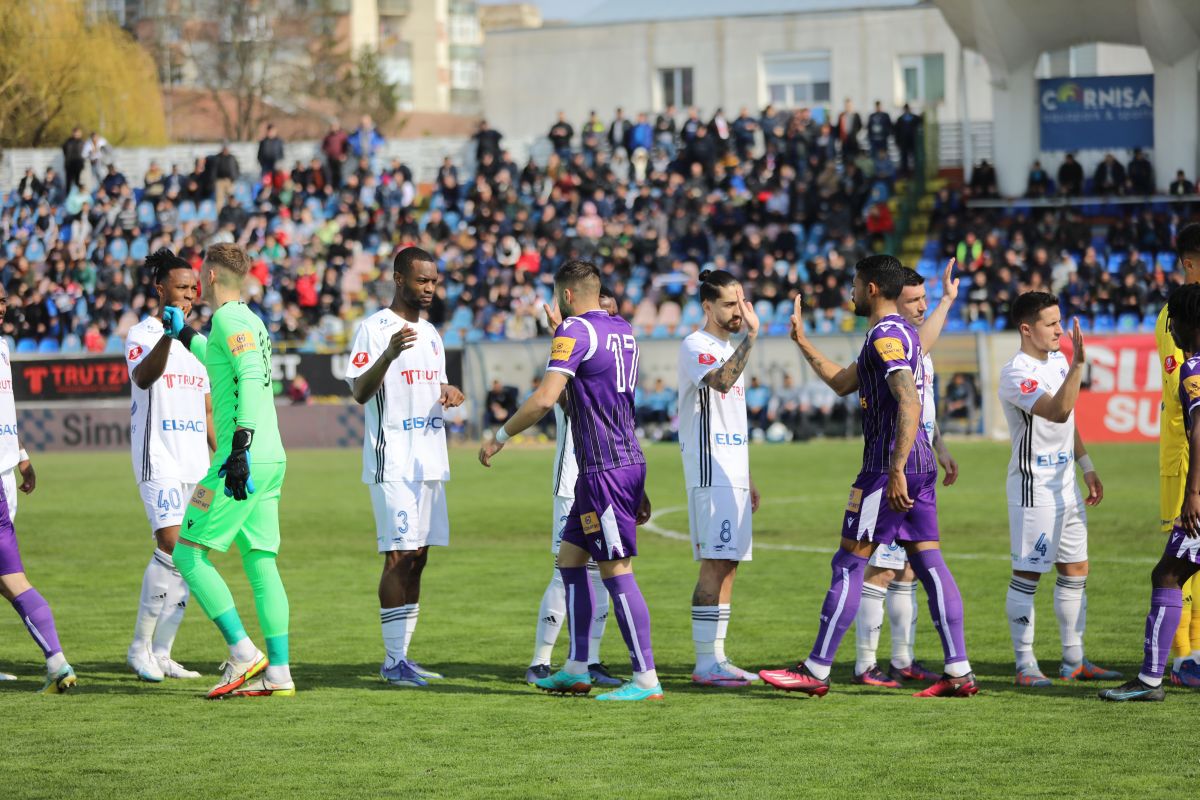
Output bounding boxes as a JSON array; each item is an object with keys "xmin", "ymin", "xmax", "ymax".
[
  {"xmin": 998, "ymin": 349, "xmax": 1080, "ymax": 508},
  {"xmin": 345, "ymin": 310, "xmax": 450, "ymax": 484},
  {"xmin": 126, "ymin": 317, "xmax": 210, "ymax": 483},
  {"xmin": 919, "ymin": 353, "xmax": 936, "ymax": 443},
  {"xmin": 551, "ymin": 404, "xmax": 577, "ymax": 499},
  {"xmin": 677, "ymin": 330, "xmax": 750, "ymax": 489},
  {"xmin": 0, "ymin": 341, "xmax": 20, "ymax": 474}
]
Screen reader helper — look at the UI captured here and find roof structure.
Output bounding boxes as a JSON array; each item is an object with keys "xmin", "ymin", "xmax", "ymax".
[{"xmin": 574, "ymin": 0, "xmax": 922, "ymax": 26}]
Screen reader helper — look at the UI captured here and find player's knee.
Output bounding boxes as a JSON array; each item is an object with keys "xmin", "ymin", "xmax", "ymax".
[
  {"xmin": 1152, "ymin": 560, "xmax": 1187, "ymax": 590},
  {"xmin": 173, "ymin": 543, "xmax": 204, "ymax": 579}
]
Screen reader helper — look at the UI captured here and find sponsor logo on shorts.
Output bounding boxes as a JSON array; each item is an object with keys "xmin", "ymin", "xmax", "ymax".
[
  {"xmin": 1020, "ymin": 378, "xmax": 1039, "ymax": 395},
  {"xmin": 550, "ymin": 337, "xmax": 575, "ymax": 362},
  {"xmin": 846, "ymin": 487, "xmax": 863, "ymax": 513},
  {"xmin": 581, "ymin": 511, "xmax": 601, "ymax": 534},
  {"xmin": 698, "ymin": 353, "xmax": 716, "ymax": 365},
  {"xmin": 188, "ymin": 484, "xmax": 215, "ymax": 513},
  {"xmin": 226, "ymin": 331, "xmax": 257, "ymax": 356},
  {"xmin": 352, "ymin": 351, "xmax": 369, "ymax": 368},
  {"xmin": 873, "ymin": 337, "xmax": 905, "ymax": 361}
]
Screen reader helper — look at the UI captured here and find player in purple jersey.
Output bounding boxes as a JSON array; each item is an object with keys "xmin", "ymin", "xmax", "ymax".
[
  {"xmin": 479, "ymin": 260, "xmax": 661, "ymax": 702},
  {"xmin": 1102, "ymin": 283, "xmax": 1200, "ymax": 701},
  {"xmin": 760, "ymin": 255, "xmax": 976, "ymax": 698}
]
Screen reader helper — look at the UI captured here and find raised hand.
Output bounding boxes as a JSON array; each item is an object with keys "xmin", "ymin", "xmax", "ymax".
[
  {"xmin": 789, "ymin": 294, "xmax": 806, "ymax": 344},
  {"xmin": 736, "ymin": 287, "xmax": 760, "ymax": 337},
  {"xmin": 384, "ymin": 326, "xmax": 419, "ymax": 362},
  {"xmin": 543, "ymin": 302, "xmax": 563, "ymax": 330},
  {"xmin": 1070, "ymin": 318, "xmax": 1086, "ymax": 368},
  {"xmin": 940, "ymin": 258, "xmax": 959, "ymax": 304}
]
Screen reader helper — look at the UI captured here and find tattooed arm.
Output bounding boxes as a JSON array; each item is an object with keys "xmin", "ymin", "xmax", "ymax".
[
  {"xmin": 788, "ymin": 295, "xmax": 859, "ymax": 396},
  {"xmin": 702, "ymin": 288, "xmax": 760, "ymax": 393},
  {"xmin": 886, "ymin": 368, "xmax": 921, "ymax": 511}
]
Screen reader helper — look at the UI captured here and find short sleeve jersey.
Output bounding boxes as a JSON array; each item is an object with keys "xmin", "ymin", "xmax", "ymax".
[
  {"xmin": 207, "ymin": 302, "xmax": 285, "ymax": 465},
  {"xmin": 1158, "ymin": 305, "xmax": 1188, "ymax": 476},
  {"xmin": 126, "ymin": 316, "xmax": 210, "ymax": 482},
  {"xmin": 998, "ymin": 349, "xmax": 1078, "ymax": 508},
  {"xmin": 344, "ymin": 310, "xmax": 450, "ymax": 484},
  {"xmin": 0, "ymin": 341, "xmax": 19, "ymax": 474},
  {"xmin": 857, "ymin": 315, "xmax": 935, "ymax": 475},
  {"xmin": 919, "ymin": 353, "xmax": 936, "ymax": 443},
  {"xmin": 1178, "ymin": 356, "xmax": 1200, "ymax": 441},
  {"xmin": 552, "ymin": 404, "xmax": 577, "ymax": 498},
  {"xmin": 677, "ymin": 330, "xmax": 750, "ymax": 489},
  {"xmin": 545, "ymin": 310, "xmax": 644, "ymax": 475}
]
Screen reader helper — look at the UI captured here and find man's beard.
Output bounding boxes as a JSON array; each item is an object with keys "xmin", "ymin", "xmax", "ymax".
[{"xmin": 853, "ymin": 299, "xmax": 869, "ymax": 317}]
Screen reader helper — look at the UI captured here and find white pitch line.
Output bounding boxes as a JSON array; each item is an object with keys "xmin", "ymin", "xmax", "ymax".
[{"xmin": 643, "ymin": 498, "xmax": 1160, "ymax": 565}]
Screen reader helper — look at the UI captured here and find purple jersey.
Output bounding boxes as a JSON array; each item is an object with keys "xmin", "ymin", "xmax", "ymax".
[
  {"xmin": 1179, "ymin": 355, "xmax": 1200, "ymax": 439},
  {"xmin": 857, "ymin": 314, "xmax": 936, "ymax": 475},
  {"xmin": 546, "ymin": 310, "xmax": 645, "ymax": 475}
]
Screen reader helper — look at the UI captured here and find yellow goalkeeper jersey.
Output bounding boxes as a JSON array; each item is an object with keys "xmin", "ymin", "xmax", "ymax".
[{"xmin": 1158, "ymin": 304, "xmax": 1188, "ymax": 476}]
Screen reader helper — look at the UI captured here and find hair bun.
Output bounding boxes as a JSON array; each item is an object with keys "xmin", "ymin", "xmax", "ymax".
[{"xmin": 698, "ymin": 269, "xmax": 713, "ymax": 282}]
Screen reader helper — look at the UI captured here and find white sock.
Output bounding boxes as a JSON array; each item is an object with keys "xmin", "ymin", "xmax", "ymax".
[
  {"xmin": 714, "ymin": 603, "xmax": 731, "ymax": 663},
  {"xmin": 855, "ymin": 584, "xmax": 887, "ymax": 674},
  {"xmin": 151, "ymin": 565, "xmax": 189, "ymax": 658},
  {"xmin": 887, "ymin": 580, "xmax": 918, "ymax": 669},
  {"xmin": 692, "ymin": 605, "xmax": 719, "ymax": 672},
  {"xmin": 404, "ymin": 603, "xmax": 420, "ymax": 656},
  {"xmin": 1054, "ymin": 575, "xmax": 1087, "ymax": 665},
  {"xmin": 1006, "ymin": 576, "xmax": 1039, "ymax": 670},
  {"xmin": 587, "ymin": 563, "xmax": 608, "ymax": 664},
  {"xmin": 265, "ymin": 663, "xmax": 291, "ymax": 684},
  {"xmin": 564, "ymin": 658, "xmax": 588, "ymax": 674},
  {"xmin": 945, "ymin": 660, "xmax": 972, "ymax": 678},
  {"xmin": 1139, "ymin": 671, "xmax": 1164, "ymax": 687},
  {"xmin": 230, "ymin": 636, "xmax": 257, "ymax": 662},
  {"xmin": 532, "ymin": 571, "xmax": 565, "ymax": 667},
  {"xmin": 46, "ymin": 652, "xmax": 66, "ymax": 673},
  {"xmin": 803, "ymin": 658, "xmax": 831, "ymax": 681},
  {"xmin": 132, "ymin": 549, "xmax": 173, "ymax": 649},
  {"xmin": 632, "ymin": 668, "xmax": 659, "ymax": 689},
  {"xmin": 380, "ymin": 604, "xmax": 415, "ymax": 665}
]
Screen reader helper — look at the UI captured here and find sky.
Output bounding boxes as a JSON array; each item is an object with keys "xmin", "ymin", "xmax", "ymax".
[{"xmin": 478, "ymin": 0, "xmax": 605, "ymax": 23}]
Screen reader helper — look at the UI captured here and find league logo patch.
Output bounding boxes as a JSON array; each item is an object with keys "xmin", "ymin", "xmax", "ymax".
[
  {"xmin": 873, "ymin": 337, "xmax": 905, "ymax": 361},
  {"xmin": 698, "ymin": 353, "xmax": 716, "ymax": 365},
  {"xmin": 1166, "ymin": 355, "xmax": 1179, "ymax": 374},
  {"xmin": 226, "ymin": 331, "xmax": 257, "ymax": 356},
  {"xmin": 128, "ymin": 345, "xmax": 143, "ymax": 361},
  {"xmin": 431, "ymin": 339, "xmax": 439, "ymax": 356},
  {"xmin": 1184, "ymin": 376, "xmax": 1200, "ymax": 400},
  {"xmin": 846, "ymin": 487, "xmax": 863, "ymax": 513},
  {"xmin": 188, "ymin": 485, "xmax": 214, "ymax": 513},
  {"xmin": 352, "ymin": 351, "xmax": 369, "ymax": 368},
  {"xmin": 1020, "ymin": 378, "xmax": 1039, "ymax": 395},
  {"xmin": 581, "ymin": 511, "xmax": 601, "ymax": 534},
  {"xmin": 550, "ymin": 336, "xmax": 575, "ymax": 361}
]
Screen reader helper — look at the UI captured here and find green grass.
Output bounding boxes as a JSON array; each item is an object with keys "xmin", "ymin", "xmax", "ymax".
[{"xmin": 1, "ymin": 441, "xmax": 1195, "ymax": 798}]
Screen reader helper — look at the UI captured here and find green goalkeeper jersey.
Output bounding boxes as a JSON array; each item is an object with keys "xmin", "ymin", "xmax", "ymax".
[{"xmin": 207, "ymin": 301, "xmax": 286, "ymax": 465}]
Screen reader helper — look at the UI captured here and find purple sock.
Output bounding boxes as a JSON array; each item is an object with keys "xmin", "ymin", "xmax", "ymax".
[
  {"xmin": 11, "ymin": 588, "xmax": 62, "ymax": 659},
  {"xmin": 807, "ymin": 548, "xmax": 868, "ymax": 667},
  {"xmin": 909, "ymin": 548, "xmax": 969, "ymax": 667},
  {"xmin": 603, "ymin": 573, "xmax": 655, "ymax": 673},
  {"xmin": 1142, "ymin": 587, "xmax": 1183, "ymax": 680},
  {"xmin": 559, "ymin": 566, "xmax": 593, "ymax": 666}
]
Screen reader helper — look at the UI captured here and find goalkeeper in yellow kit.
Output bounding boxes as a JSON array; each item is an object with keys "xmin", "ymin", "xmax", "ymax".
[{"xmin": 1159, "ymin": 223, "xmax": 1200, "ymax": 687}]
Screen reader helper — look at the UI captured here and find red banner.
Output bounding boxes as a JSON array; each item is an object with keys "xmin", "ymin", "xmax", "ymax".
[{"xmin": 1066, "ymin": 333, "xmax": 1161, "ymax": 442}]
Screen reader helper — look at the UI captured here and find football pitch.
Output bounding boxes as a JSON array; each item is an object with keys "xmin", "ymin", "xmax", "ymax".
[{"xmin": 1, "ymin": 440, "xmax": 1193, "ymax": 798}]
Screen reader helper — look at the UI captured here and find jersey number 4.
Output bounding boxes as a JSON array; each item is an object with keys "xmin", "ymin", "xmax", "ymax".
[{"xmin": 606, "ymin": 333, "xmax": 639, "ymax": 393}]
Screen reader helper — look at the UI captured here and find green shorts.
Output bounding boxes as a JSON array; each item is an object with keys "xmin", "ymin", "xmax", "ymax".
[{"xmin": 183, "ymin": 460, "xmax": 286, "ymax": 554}]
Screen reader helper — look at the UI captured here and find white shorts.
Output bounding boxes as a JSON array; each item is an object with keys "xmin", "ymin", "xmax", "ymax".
[
  {"xmin": 551, "ymin": 494, "xmax": 573, "ymax": 555},
  {"xmin": 2, "ymin": 469, "xmax": 16, "ymax": 523},
  {"xmin": 1008, "ymin": 503, "xmax": 1088, "ymax": 573},
  {"xmin": 138, "ymin": 479, "xmax": 195, "ymax": 533},
  {"xmin": 868, "ymin": 541, "xmax": 908, "ymax": 570},
  {"xmin": 688, "ymin": 486, "xmax": 753, "ymax": 562},
  {"xmin": 370, "ymin": 480, "xmax": 449, "ymax": 553}
]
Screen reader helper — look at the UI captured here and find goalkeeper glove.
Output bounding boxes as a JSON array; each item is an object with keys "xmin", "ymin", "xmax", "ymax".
[
  {"xmin": 162, "ymin": 305, "xmax": 185, "ymax": 338},
  {"xmin": 219, "ymin": 428, "xmax": 256, "ymax": 501}
]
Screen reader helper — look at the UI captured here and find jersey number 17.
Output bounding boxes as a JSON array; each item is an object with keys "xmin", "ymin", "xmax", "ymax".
[{"xmin": 607, "ymin": 333, "xmax": 638, "ymax": 393}]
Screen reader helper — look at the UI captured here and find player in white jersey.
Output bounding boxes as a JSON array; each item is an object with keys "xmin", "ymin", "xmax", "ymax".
[
  {"xmin": 0, "ymin": 317, "xmax": 35, "ymax": 527},
  {"xmin": 677, "ymin": 270, "xmax": 762, "ymax": 687},
  {"xmin": 998, "ymin": 291, "xmax": 1120, "ymax": 687},
  {"xmin": 526, "ymin": 290, "xmax": 622, "ymax": 687},
  {"xmin": 786, "ymin": 263, "xmax": 960, "ymax": 688},
  {"xmin": 124, "ymin": 249, "xmax": 213, "ymax": 682},
  {"xmin": 346, "ymin": 246, "xmax": 465, "ymax": 689}
]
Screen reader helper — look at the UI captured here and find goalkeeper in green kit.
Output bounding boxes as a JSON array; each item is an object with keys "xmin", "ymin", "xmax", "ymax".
[{"xmin": 174, "ymin": 243, "xmax": 292, "ymax": 699}]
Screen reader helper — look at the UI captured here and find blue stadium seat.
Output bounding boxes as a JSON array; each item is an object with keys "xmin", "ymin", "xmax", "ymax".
[
  {"xmin": 767, "ymin": 321, "xmax": 790, "ymax": 337},
  {"xmin": 1074, "ymin": 316, "xmax": 1091, "ymax": 332},
  {"xmin": 198, "ymin": 199, "xmax": 216, "ymax": 222},
  {"xmin": 465, "ymin": 328, "xmax": 484, "ymax": 344},
  {"xmin": 774, "ymin": 299, "xmax": 793, "ymax": 320},
  {"xmin": 37, "ymin": 338, "xmax": 59, "ymax": 354},
  {"xmin": 15, "ymin": 339, "xmax": 36, "ymax": 354},
  {"xmin": 24, "ymin": 239, "xmax": 44, "ymax": 261},
  {"xmin": 944, "ymin": 317, "xmax": 966, "ymax": 333},
  {"xmin": 178, "ymin": 201, "xmax": 196, "ymax": 222},
  {"xmin": 441, "ymin": 328, "xmax": 463, "ymax": 348},
  {"xmin": 651, "ymin": 324, "xmax": 670, "ymax": 339},
  {"xmin": 449, "ymin": 307, "xmax": 473, "ymax": 329},
  {"xmin": 137, "ymin": 201, "xmax": 156, "ymax": 228},
  {"xmin": 968, "ymin": 319, "xmax": 989, "ymax": 332},
  {"xmin": 61, "ymin": 334, "xmax": 82, "ymax": 354},
  {"xmin": 922, "ymin": 241, "xmax": 940, "ymax": 259},
  {"xmin": 1093, "ymin": 315, "xmax": 1115, "ymax": 332},
  {"xmin": 105, "ymin": 335, "xmax": 125, "ymax": 353},
  {"xmin": 1159, "ymin": 253, "xmax": 1176, "ymax": 272},
  {"xmin": 916, "ymin": 258, "xmax": 938, "ymax": 278},
  {"xmin": 1117, "ymin": 313, "xmax": 1139, "ymax": 333},
  {"xmin": 994, "ymin": 317, "xmax": 1007, "ymax": 331},
  {"xmin": 1105, "ymin": 254, "xmax": 1124, "ymax": 273},
  {"xmin": 130, "ymin": 237, "xmax": 149, "ymax": 262},
  {"xmin": 754, "ymin": 300, "xmax": 774, "ymax": 325},
  {"xmin": 681, "ymin": 300, "xmax": 704, "ymax": 326},
  {"xmin": 1142, "ymin": 313, "xmax": 1158, "ymax": 332},
  {"xmin": 107, "ymin": 238, "xmax": 128, "ymax": 261}
]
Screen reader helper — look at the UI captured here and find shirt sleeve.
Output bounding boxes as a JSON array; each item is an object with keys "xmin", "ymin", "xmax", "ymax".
[
  {"xmin": 437, "ymin": 331, "xmax": 449, "ymax": 384},
  {"xmin": 1181, "ymin": 366, "xmax": 1200, "ymax": 426},
  {"xmin": 215, "ymin": 313, "xmax": 269, "ymax": 433},
  {"xmin": 867, "ymin": 325, "xmax": 914, "ymax": 376},
  {"xmin": 124, "ymin": 328, "xmax": 155, "ymax": 380},
  {"xmin": 680, "ymin": 337, "xmax": 720, "ymax": 387},
  {"xmin": 997, "ymin": 362, "xmax": 1046, "ymax": 413},
  {"xmin": 343, "ymin": 321, "xmax": 379, "ymax": 386},
  {"xmin": 546, "ymin": 318, "xmax": 594, "ymax": 377}
]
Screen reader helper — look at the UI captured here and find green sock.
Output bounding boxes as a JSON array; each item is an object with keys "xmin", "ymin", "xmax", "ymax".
[
  {"xmin": 242, "ymin": 550, "xmax": 290, "ymax": 666},
  {"xmin": 175, "ymin": 544, "xmax": 245, "ymax": 645}
]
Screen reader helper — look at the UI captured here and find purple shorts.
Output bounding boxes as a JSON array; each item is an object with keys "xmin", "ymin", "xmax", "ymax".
[
  {"xmin": 1165, "ymin": 527, "xmax": 1200, "ymax": 565},
  {"xmin": 560, "ymin": 463, "xmax": 647, "ymax": 562},
  {"xmin": 840, "ymin": 470, "xmax": 939, "ymax": 545},
  {"xmin": 0, "ymin": 484, "xmax": 21, "ymax": 576}
]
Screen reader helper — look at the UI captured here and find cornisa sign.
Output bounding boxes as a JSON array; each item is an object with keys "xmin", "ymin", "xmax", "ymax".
[{"xmin": 1039, "ymin": 75, "xmax": 1153, "ymax": 151}]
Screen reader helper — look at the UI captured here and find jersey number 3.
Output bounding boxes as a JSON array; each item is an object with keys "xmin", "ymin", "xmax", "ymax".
[{"xmin": 606, "ymin": 333, "xmax": 638, "ymax": 393}]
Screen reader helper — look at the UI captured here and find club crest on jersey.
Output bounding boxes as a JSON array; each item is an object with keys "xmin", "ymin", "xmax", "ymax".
[
  {"xmin": 1166, "ymin": 355, "xmax": 1179, "ymax": 374},
  {"xmin": 352, "ymin": 351, "xmax": 369, "ymax": 368},
  {"xmin": 226, "ymin": 331, "xmax": 257, "ymax": 356},
  {"xmin": 1184, "ymin": 375, "xmax": 1200, "ymax": 400},
  {"xmin": 431, "ymin": 339, "xmax": 439, "ymax": 356},
  {"xmin": 1020, "ymin": 378, "xmax": 1039, "ymax": 395},
  {"xmin": 873, "ymin": 337, "xmax": 905, "ymax": 361},
  {"xmin": 698, "ymin": 353, "xmax": 716, "ymax": 365},
  {"xmin": 551, "ymin": 337, "xmax": 575, "ymax": 361},
  {"xmin": 128, "ymin": 345, "xmax": 143, "ymax": 361}
]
